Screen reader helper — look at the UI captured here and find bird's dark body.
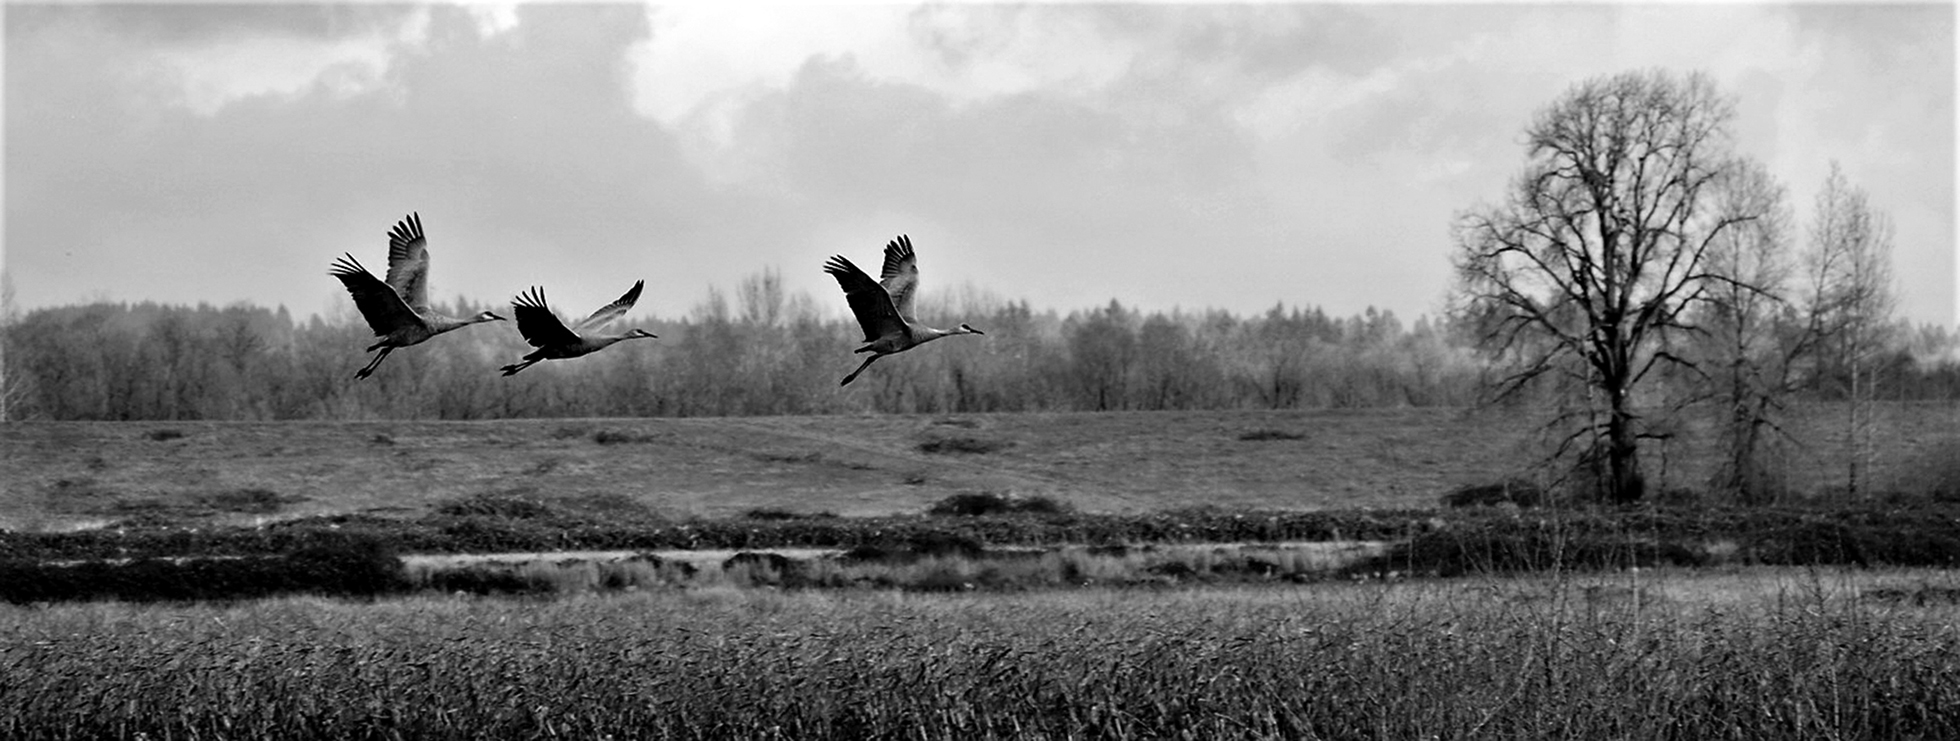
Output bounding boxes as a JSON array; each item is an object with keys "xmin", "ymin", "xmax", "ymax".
[
  {"xmin": 823, "ymin": 235, "xmax": 983, "ymax": 386},
  {"xmin": 329, "ymin": 213, "xmax": 505, "ymax": 379}
]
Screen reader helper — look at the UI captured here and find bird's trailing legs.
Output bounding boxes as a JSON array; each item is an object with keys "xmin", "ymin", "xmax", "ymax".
[
  {"xmin": 355, "ymin": 347, "xmax": 393, "ymax": 380},
  {"xmin": 840, "ymin": 353, "xmax": 884, "ymax": 387}
]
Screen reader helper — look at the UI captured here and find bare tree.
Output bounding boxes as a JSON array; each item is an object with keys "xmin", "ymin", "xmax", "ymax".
[
  {"xmin": 0, "ymin": 270, "xmax": 23, "ymax": 421},
  {"xmin": 1697, "ymin": 160, "xmax": 1799, "ymax": 503},
  {"xmin": 1803, "ymin": 162, "xmax": 1898, "ymax": 498},
  {"xmin": 1452, "ymin": 69, "xmax": 1776, "ymax": 504},
  {"xmin": 737, "ymin": 267, "xmax": 786, "ymax": 328}
]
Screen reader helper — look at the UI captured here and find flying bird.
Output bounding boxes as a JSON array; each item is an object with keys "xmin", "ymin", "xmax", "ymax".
[
  {"xmin": 499, "ymin": 280, "xmax": 657, "ymax": 376},
  {"xmin": 329, "ymin": 212, "xmax": 505, "ymax": 379},
  {"xmin": 823, "ymin": 234, "xmax": 983, "ymax": 387}
]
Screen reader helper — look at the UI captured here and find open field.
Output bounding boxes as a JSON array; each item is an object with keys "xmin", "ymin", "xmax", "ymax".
[
  {"xmin": 5, "ymin": 407, "xmax": 1956, "ymax": 736},
  {"xmin": 4, "ymin": 567, "xmax": 1958, "ymax": 740},
  {"xmin": 6, "ymin": 403, "xmax": 1955, "ymax": 532}
]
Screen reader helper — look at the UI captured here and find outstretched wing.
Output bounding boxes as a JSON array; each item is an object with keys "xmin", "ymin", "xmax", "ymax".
[
  {"xmin": 384, "ymin": 212, "xmax": 432, "ymax": 312},
  {"xmin": 330, "ymin": 254, "xmax": 420, "ymax": 337},
  {"xmin": 824, "ymin": 255, "xmax": 904, "ymax": 343},
  {"xmin": 509, "ymin": 286, "xmax": 581, "ymax": 349},
  {"xmin": 571, "ymin": 280, "xmax": 644, "ymax": 332},
  {"xmin": 879, "ymin": 235, "xmax": 919, "ymax": 320}
]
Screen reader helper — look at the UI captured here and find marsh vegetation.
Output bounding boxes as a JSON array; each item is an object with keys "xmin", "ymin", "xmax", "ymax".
[{"xmin": 5, "ymin": 570, "xmax": 1958, "ymax": 740}]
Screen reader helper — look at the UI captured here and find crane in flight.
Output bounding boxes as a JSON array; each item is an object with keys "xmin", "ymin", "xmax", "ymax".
[
  {"xmin": 329, "ymin": 212, "xmax": 505, "ymax": 379},
  {"xmin": 823, "ymin": 235, "xmax": 983, "ymax": 387},
  {"xmin": 499, "ymin": 280, "xmax": 657, "ymax": 376}
]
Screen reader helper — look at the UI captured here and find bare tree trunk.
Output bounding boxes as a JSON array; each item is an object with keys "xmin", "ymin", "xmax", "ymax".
[{"xmin": 1848, "ymin": 350, "xmax": 1865, "ymax": 499}]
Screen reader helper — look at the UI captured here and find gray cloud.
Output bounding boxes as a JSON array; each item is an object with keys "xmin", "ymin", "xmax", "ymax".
[{"xmin": 4, "ymin": 3, "xmax": 1951, "ymax": 327}]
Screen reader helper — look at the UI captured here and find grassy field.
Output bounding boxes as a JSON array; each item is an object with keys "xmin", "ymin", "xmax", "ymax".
[
  {"xmin": 4, "ymin": 567, "xmax": 1958, "ymax": 739},
  {"xmin": 5, "ymin": 407, "xmax": 1957, "ymax": 737},
  {"xmin": 5, "ymin": 402, "xmax": 1954, "ymax": 531}
]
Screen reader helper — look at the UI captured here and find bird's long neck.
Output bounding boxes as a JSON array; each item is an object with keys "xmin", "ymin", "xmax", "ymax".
[
  {"xmin": 591, "ymin": 332, "xmax": 653, "ymax": 350},
  {"xmin": 913, "ymin": 325, "xmax": 968, "ymax": 344},
  {"xmin": 427, "ymin": 314, "xmax": 494, "ymax": 335}
]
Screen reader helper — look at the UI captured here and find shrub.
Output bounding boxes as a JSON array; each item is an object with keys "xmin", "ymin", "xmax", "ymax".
[
  {"xmin": 197, "ymin": 488, "xmax": 294, "ymax": 514},
  {"xmin": 145, "ymin": 429, "xmax": 186, "ymax": 442},
  {"xmin": 724, "ymin": 551, "xmax": 798, "ymax": 574},
  {"xmin": 1891, "ymin": 437, "xmax": 1960, "ymax": 502},
  {"xmin": 1441, "ymin": 479, "xmax": 1545, "ymax": 508},
  {"xmin": 917, "ymin": 436, "xmax": 1009, "ymax": 454},
  {"xmin": 591, "ymin": 430, "xmax": 649, "ymax": 445},
  {"xmin": 752, "ymin": 451, "xmax": 824, "ymax": 464},
  {"xmin": 1749, "ymin": 518, "xmax": 1960, "ymax": 568},
  {"xmin": 0, "ymin": 533, "xmax": 405, "ymax": 603},
  {"xmin": 423, "ymin": 565, "xmax": 545, "ymax": 596},
  {"xmin": 282, "ymin": 533, "xmax": 408, "ymax": 596},
  {"xmin": 744, "ymin": 507, "xmax": 833, "ymax": 521},
  {"xmin": 1145, "ymin": 561, "xmax": 1199, "ymax": 579},
  {"xmin": 435, "ymin": 493, "xmax": 557, "ymax": 520},
  {"xmin": 926, "ymin": 492, "xmax": 1072, "ymax": 517},
  {"xmin": 841, "ymin": 532, "xmax": 987, "ymax": 564},
  {"xmin": 1352, "ymin": 522, "xmax": 1704, "ymax": 577},
  {"xmin": 1238, "ymin": 429, "xmax": 1305, "ymax": 441}
]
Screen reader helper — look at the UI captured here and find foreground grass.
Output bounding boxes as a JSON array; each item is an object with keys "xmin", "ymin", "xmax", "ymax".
[{"xmin": 5, "ymin": 570, "xmax": 1959, "ymax": 740}]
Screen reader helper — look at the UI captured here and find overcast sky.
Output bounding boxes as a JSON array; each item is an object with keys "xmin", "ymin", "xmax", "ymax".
[{"xmin": 4, "ymin": 2, "xmax": 1953, "ymax": 328}]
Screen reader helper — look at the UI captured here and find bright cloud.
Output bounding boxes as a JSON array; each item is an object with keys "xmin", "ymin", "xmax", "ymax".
[
  {"xmin": 624, "ymin": 4, "xmax": 1139, "ymax": 148},
  {"xmin": 464, "ymin": 3, "xmax": 522, "ymax": 41},
  {"xmin": 152, "ymin": 8, "xmax": 430, "ymax": 116}
]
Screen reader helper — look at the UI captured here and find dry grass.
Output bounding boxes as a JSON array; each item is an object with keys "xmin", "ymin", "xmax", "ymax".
[
  {"xmin": 3, "ymin": 403, "xmax": 1953, "ymax": 532},
  {"xmin": 394, "ymin": 541, "xmax": 1392, "ymax": 595},
  {"xmin": 3, "ymin": 567, "xmax": 1957, "ymax": 739}
]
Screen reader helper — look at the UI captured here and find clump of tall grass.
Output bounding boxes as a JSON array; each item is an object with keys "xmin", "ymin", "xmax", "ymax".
[
  {"xmin": 1, "ymin": 533, "xmax": 404, "ymax": 604},
  {"xmin": 4, "ymin": 576, "xmax": 1957, "ymax": 739},
  {"xmin": 925, "ymin": 491, "xmax": 1072, "ymax": 516},
  {"xmin": 399, "ymin": 542, "xmax": 1371, "ymax": 597},
  {"xmin": 1440, "ymin": 478, "xmax": 1545, "ymax": 508},
  {"xmin": 402, "ymin": 554, "xmax": 695, "ymax": 596},
  {"xmin": 916, "ymin": 435, "xmax": 1010, "ymax": 454}
]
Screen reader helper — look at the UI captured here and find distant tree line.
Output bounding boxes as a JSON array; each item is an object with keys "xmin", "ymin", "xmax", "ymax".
[
  {"xmin": 2, "ymin": 270, "xmax": 1951, "ymax": 424},
  {"xmin": 1, "ymin": 270, "xmax": 1500, "ymax": 420}
]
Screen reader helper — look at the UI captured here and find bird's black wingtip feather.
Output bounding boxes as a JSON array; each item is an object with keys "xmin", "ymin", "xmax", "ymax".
[
  {"xmin": 389, "ymin": 212, "xmax": 424, "ymax": 243},
  {"xmin": 328, "ymin": 253, "xmax": 367, "ymax": 276},
  {"xmin": 511, "ymin": 286, "xmax": 548, "ymax": 309}
]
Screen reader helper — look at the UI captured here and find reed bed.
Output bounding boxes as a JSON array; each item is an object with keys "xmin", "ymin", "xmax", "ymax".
[{"xmin": 4, "ymin": 570, "xmax": 1959, "ymax": 740}]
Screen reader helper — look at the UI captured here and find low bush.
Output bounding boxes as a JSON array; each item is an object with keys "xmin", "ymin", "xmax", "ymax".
[
  {"xmin": 591, "ymin": 430, "xmax": 650, "ymax": 445},
  {"xmin": 723, "ymin": 551, "xmax": 811, "ymax": 588},
  {"xmin": 1748, "ymin": 518, "xmax": 1960, "ymax": 568},
  {"xmin": 423, "ymin": 566, "xmax": 546, "ymax": 596},
  {"xmin": 743, "ymin": 507, "xmax": 836, "ymax": 521},
  {"xmin": 1891, "ymin": 437, "xmax": 1960, "ymax": 502},
  {"xmin": 435, "ymin": 493, "xmax": 557, "ymax": 520},
  {"xmin": 197, "ymin": 488, "xmax": 295, "ymax": 514},
  {"xmin": 0, "ymin": 533, "xmax": 405, "ymax": 604},
  {"xmin": 1441, "ymin": 479, "xmax": 1544, "ymax": 508},
  {"xmin": 1238, "ymin": 429, "xmax": 1305, "ymax": 441},
  {"xmin": 926, "ymin": 492, "xmax": 1072, "ymax": 517},
  {"xmin": 917, "ymin": 436, "xmax": 1010, "ymax": 454},
  {"xmin": 839, "ymin": 532, "xmax": 987, "ymax": 564},
  {"xmin": 1350, "ymin": 521, "xmax": 1706, "ymax": 577}
]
